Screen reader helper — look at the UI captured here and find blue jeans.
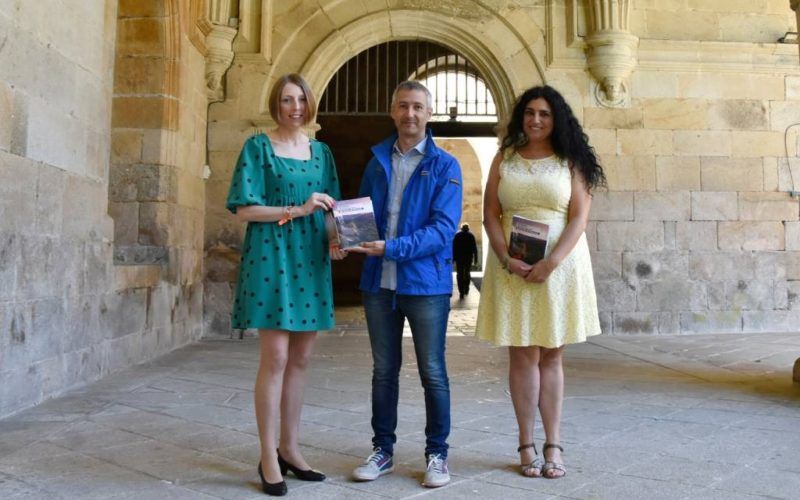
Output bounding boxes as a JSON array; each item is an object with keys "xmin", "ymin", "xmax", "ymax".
[{"xmin": 362, "ymin": 289, "xmax": 451, "ymax": 458}]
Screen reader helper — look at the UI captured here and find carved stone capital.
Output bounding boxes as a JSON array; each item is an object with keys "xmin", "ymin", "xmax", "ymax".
[
  {"xmin": 585, "ymin": 31, "xmax": 638, "ymax": 107},
  {"xmin": 584, "ymin": 0, "xmax": 638, "ymax": 107},
  {"xmin": 205, "ymin": 24, "xmax": 237, "ymax": 103}
]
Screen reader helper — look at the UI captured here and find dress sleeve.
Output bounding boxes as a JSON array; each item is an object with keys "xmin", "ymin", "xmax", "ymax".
[
  {"xmin": 320, "ymin": 142, "xmax": 342, "ymax": 201},
  {"xmin": 226, "ymin": 136, "xmax": 267, "ymax": 213}
]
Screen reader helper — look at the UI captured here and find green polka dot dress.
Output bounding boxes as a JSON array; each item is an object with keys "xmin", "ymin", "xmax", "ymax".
[{"xmin": 226, "ymin": 134, "xmax": 341, "ymax": 332}]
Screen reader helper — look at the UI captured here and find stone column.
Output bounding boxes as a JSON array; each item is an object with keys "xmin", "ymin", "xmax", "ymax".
[{"xmin": 584, "ymin": 0, "xmax": 638, "ymax": 107}]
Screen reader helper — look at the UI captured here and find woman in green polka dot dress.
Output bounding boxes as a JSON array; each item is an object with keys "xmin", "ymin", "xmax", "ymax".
[{"xmin": 226, "ymin": 74, "xmax": 345, "ymax": 496}]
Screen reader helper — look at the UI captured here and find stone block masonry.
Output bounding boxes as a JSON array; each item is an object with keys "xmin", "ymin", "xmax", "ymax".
[{"xmin": 0, "ymin": 0, "xmax": 208, "ymax": 418}]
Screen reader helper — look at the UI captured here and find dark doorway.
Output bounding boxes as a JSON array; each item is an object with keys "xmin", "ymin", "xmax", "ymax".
[{"xmin": 316, "ymin": 116, "xmax": 395, "ymax": 305}]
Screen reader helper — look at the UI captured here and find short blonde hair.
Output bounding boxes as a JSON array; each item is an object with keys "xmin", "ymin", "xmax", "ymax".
[{"xmin": 268, "ymin": 73, "xmax": 317, "ymax": 126}]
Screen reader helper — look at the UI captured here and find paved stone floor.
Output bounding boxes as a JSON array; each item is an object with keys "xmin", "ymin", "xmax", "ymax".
[{"xmin": 2, "ymin": 288, "xmax": 800, "ymax": 499}]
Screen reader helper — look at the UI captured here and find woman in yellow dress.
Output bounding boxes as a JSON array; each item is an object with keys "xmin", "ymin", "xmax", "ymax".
[{"xmin": 475, "ymin": 86, "xmax": 606, "ymax": 479}]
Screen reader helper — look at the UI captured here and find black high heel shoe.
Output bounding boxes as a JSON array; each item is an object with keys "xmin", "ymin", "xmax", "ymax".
[
  {"xmin": 257, "ymin": 461, "xmax": 287, "ymax": 496},
  {"xmin": 277, "ymin": 449, "xmax": 326, "ymax": 481}
]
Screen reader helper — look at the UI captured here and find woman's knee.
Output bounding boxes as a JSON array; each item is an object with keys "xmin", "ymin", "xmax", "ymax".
[
  {"xmin": 261, "ymin": 351, "xmax": 289, "ymax": 373},
  {"xmin": 258, "ymin": 330, "xmax": 290, "ymax": 367},
  {"xmin": 509, "ymin": 346, "xmax": 541, "ymax": 366},
  {"xmin": 284, "ymin": 332, "xmax": 318, "ymax": 371},
  {"xmin": 286, "ymin": 350, "xmax": 312, "ymax": 371},
  {"xmin": 539, "ymin": 347, "xmax": 564, "ymax": 370}
]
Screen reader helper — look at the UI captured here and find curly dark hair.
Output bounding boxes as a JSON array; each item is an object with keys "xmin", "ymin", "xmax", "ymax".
[{"xmin": 500, "ymin": 85, "xmax": 606, "ymax": 191}]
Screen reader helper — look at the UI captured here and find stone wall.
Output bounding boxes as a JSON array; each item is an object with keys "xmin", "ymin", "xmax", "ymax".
[
  {"xmin": 629, "ymin": 0, "xmax": 796, "ymax": 43},
  {"xmin": 0, "ymin": 0, "xmax": 207, "ymax": 418},
  {"xmin": 584, "ymin": 76, "xmax": 800, "ymax": 333},
  {"xmin": 204, "ymin": 0, "xmax": 800, "ymax": 338},
  {"xmin": 551, "ymin": 2, "xmax": 800, "ymax": 334}
]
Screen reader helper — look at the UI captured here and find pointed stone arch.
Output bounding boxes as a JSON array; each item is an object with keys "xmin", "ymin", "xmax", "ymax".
[{"xmin": 257, "ymin": 6, "xmax": 546, "ymax": 124}]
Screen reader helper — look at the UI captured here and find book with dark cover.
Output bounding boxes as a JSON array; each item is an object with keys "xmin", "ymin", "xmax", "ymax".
[
  {"xmin": 326, "ymin": 197, "xmax": 380, "ymax": 249},
  {"xmin": 508, "ymin": 215, "xmax": 549, "ymax": 265}
]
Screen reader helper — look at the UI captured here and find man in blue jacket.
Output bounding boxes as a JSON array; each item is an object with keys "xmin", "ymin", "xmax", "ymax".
[{"xmin": 349, "ymin": 81, "xmax": 462, "ymax": 488}]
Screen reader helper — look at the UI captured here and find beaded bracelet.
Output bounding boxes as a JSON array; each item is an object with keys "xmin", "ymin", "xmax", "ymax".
[{"xmin": 278, "ymin": 205, "xmax": 294, "ymax": 226}]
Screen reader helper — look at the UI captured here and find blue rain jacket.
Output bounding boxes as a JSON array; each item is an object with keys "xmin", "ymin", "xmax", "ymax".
[{"xmin": 358, "ymin": 130, "xmax": 463, "ymax": 295}]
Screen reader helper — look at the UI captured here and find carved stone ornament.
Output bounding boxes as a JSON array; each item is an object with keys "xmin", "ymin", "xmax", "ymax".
[
  {"xmin": 205, "ymin": 24, "xmax": 237, "ymax": 103},
  {"xmin": 584, "ymin": 0, "xmax": 639, "ymax": 107},
  {"xmin": 585, "ymin": 31, "xmax": 638, "ymax": 107}
]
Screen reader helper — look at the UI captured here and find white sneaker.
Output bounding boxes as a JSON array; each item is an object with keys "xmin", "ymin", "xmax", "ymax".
[
  {"xmin": 352, "ymin": 448, "xmax": 394, "ymax": 481},
  {"xmin": 422, "ymin": 453, "xmax": 450, "ymax": 488}
]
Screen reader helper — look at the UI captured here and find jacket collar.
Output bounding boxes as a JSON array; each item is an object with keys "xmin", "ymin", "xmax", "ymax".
[{"xmin": 371, "ymin": 128, "xmax": 440, "ymax": 173}]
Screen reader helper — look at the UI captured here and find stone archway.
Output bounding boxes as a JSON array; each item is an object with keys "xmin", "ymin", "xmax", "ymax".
[{"xmin": 258, "ymin": 4, "xmax": 546, "ymax": 124}]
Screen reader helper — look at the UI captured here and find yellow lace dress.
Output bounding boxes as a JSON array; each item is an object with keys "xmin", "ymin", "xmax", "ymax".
[{"xmin": 475, "ymin": 153, "xmax": 601, "ymax": 348}]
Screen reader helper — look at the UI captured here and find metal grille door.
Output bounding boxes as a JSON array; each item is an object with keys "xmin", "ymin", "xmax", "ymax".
[{"xmin": 319, "ymin": 40, "xmax": 496, "ymax": 122}]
